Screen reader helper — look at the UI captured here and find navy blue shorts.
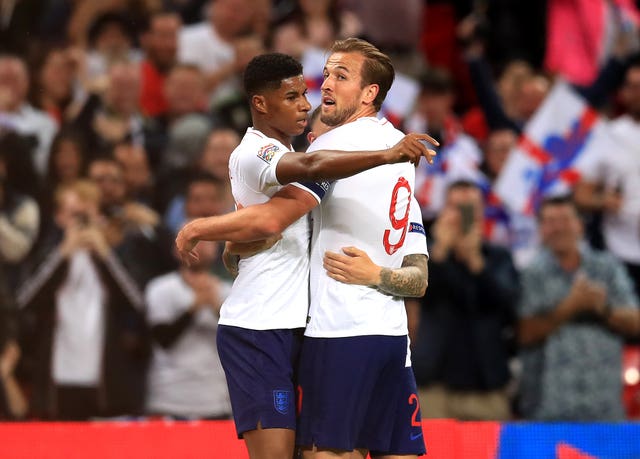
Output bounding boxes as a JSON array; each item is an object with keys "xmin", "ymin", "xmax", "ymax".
[
  {"xmin": 217, "ymin": 325, "xmax": 303, "ymax": 438},
  {"xmin": 296, "ymin": 335, "xmax": 426, "ymax": 456}
]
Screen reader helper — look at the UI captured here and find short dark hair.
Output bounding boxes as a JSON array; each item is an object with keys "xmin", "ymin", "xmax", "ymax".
[
  {"xmin": 329, "ymin": 38, "xmax": 394, "ymax": 111},
  {"xmin": 419, "ymin": 67, "xmax": 454, "ymax": 95},
  {"xmin": 186, "ymin": 171, "xmax": 226, "ymax": 194},
  {"xmin": 537, "ymin": 194, "xmax": 579, "ymax": 219},
  {"xmin": 87, "ymin": 12, "xmax": 135, "ymax": 48},
  {"xmin": 243, "ymin": 53, "xmax": 303, "ymax": 97},
  {"xmin": 446, "ymin": 179, "xmax": 481, "ymax": 194}
]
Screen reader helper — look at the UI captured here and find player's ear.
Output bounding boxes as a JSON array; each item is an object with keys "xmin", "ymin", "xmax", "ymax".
[
  {"xmin": 307, "ymin": 132, "xmax": 316, "ymax": 144},
  {"xmin": 362, "ymin": 84, "xmax": 379, "ymax": 106},
  {"xmin": 252, "ymin": 94, "xmax": 268, "ymax": 114}
]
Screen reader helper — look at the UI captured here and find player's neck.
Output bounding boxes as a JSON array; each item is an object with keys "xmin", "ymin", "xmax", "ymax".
[
  {"xmin": 339, "ymin": 106, "xmax": 378, "ymax": 126},
  {"xmin": 252, "ymin": 122, "xmax": 292, "ymax": 148}
]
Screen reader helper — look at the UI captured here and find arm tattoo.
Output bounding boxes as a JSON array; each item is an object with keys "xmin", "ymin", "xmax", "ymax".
[{"xmin": 378, "ymin": 254, "xmax": 428, "ymax": 298}]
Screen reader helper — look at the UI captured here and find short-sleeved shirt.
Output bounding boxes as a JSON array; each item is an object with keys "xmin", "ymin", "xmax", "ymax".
[
  {"xmin": 145, "ymin": 272, "xmax": 232, "ymax": 417},
  {"xmin": 304, "ymin": 117, "xmax": 429, "ymax": 338},
  {"xmin": 219, "ymin": 128, "xmax": 322, "ymax": 330},
  {"xmin": 518, "ymin": 245, "xmax": 639, "ymax": 420}
]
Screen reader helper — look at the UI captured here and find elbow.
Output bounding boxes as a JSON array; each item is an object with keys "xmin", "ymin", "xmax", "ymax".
[
  {"xmin": 416, "ymin": 279, "xmax": 428, "ymax": 298},
  {"xmin": 254, "ymin": 214, "xmax": 287, "ymax": 238}
]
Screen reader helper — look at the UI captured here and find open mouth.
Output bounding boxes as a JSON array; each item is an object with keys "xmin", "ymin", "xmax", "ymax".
[{"xmin": 322, "ymin": 96, "xmax": 335, "ymax": 106}]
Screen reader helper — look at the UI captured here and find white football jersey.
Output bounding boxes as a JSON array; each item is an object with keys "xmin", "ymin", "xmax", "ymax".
[
  {"xmin": 218, "ymin": 128, "xmax": 322, "ymax": 330},
  {"xmin": 304, "ymin": 117, "xmax": 429, "ymax": 338}
]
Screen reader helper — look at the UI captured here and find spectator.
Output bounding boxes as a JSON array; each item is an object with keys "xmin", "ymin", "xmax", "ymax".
[
  {"xmin": 28, "ymin": 46, "xmax": 80, "ymax": 125},
  {"xmin": 139, "ymin": 11, "xmax": 182, "ymax": 117},
  {"xmin": 16, "ymin": 180, "xmax": 148, "ymax": 420},
  {"xmin": 83, "ymin": 12, "xmax": 141, "ymax": 80},
  {"xmin": 113, "ymin": 142, "xmax": 154, "ymax": 206},
  {"xmin": 410, "ymin": 180, "xmax": 519, "ymax": 420},
  {"xmin": 178, "ymin": 0, "xmax": 264, "ymax": 105},
  {"xmin": 460, "ymin": 16, "xmax": 631, "ymax": 135},
  {"xmin": 72, "ymin": 60, "xmax": 162, "ymax": 169},
  {"xmin": 157, "ymin": 64, "xmax": 212, "ymax": 173},
  {"xmin": 406, "ymin": 68, "xmax": 482, "ymax": 222},
  {"xmin": 0, "ymin": 55, "xmax": 58, "ymax": 178},
  {"xmin": 164, "ymin": 171, "xmax": 229, "ymax": 236},
  {"xmin": 0, "ymin": 146, "xmax": 40, "ymax": 289},
  {"xmin": 518, "ymin": 195, "xmax": 640, "ymax": 420},
  {"xmin": 40, "ymin": 129, "xmax": 89, "ymax": 230},
  {"xmin": 88, "ymin": 156, "xmax": 176, "ymax": 288},
  {"xmin": 574, "ymin": 61, "xmax": 640, "ymax": 298},
  {"xmin": 145, "ymin": 238, "xmax": 231, "ymax": 419}
]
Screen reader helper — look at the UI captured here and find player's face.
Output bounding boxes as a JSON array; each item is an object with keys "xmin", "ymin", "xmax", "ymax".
[
  {"xmin": 320, "ymin": 51, "xmax": 369, "ymax": 127},
  {"xmin": 264, "ymin": 75, "xmax": 311, "ymax": 137}
]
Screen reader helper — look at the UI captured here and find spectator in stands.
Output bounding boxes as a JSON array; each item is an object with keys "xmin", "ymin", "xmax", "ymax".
[
  {"xmin": 157, "ymin": 64, "xmax": 212, "ymax": 173},
  {"xmin": 162, "ymin": 127, "xmax": 238, "ymax": 229},
  {"xmin": 16, "ymin": 180, "xmax": 148, "ymax": 420},
  {"xmin": 72, "ymin": 60, "xmax": 162, "ymax": 169},
  {"xmin": 0, "ymin": 55, "xmax": 58, "ymax": 178},
  {"xmin": 178, "ymin": 0, "xmax": 264, "ymax": 105},
  {"xmin": 518, "ymin": 195, "xmax": 640, "ymax": 420},
  {"xmin": 574, "ymin": 61, "xmax": 640, "ymax": 298},
  {"xmin": 40, "ymin": 129, "xmax": 89, "ymax": 230},
  {"xmin": 113, "ymin": 142, "xmax": 154, "ymax": 206},
  {"xmin": 0, "ymin": 146, "xmax": 40, "ymax": 289},
  {"xmin": 145, "ymin": 238, "xmax": 231, "ymax": 419},
  {"xmin": 28, "ymin": 46, "xmax": 80, "ymax": 125},
  {"xmin": 88, "ymin": 156, "xmax": 175, "ymax": 288},
  {"xmin": 139, "ymin": 11, "xmax": 182, "ymax": 117},
  {"xmin": 410, "ymin": 180, "xmax": 519, "ymax": 420},
  {"xmin": 406, "ymin": 68, "xmax": 482, "ymax": 223},
  {"xmin": 83, "ymin": 12, "xmax": 141, "ymax": 80},
  {"xmin": 460, "ymin": 16, "xmax": 631, "ymax": 135}
]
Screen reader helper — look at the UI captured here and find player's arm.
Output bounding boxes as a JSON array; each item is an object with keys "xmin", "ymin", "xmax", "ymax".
[
  {"xmin": 275, "ymin": 133, "xmax": 438, "ymax": 184},
  {"xmin": 323, "ymin": 247, "xmax": 428, "ymax": 297},
  {"xmin": 176, "ymin": 186, "xmax": 317, "ymax": 263}
]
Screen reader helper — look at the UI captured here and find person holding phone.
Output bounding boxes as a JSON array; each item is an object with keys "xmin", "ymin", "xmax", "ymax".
[{"xmin": 409, "ymin": 179, "xmax": 519, "ymax": 420}]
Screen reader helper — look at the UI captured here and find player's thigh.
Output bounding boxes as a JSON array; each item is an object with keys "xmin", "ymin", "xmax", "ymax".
[
  {"xmin": 217, "ymin": 325, "xmax": 302, "ymax": 436},
  {"xmin": 244, "ymin": 426, "xmax": 295, "ymax": 459},
  {"xmin": 297, "ymin": 335, "xmax": 406, "ymax": 451}
]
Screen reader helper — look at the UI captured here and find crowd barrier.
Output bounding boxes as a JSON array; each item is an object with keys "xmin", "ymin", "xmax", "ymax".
[{"xmin": 0, "ymin": 419, "xmax": 639, "ymax": 458}]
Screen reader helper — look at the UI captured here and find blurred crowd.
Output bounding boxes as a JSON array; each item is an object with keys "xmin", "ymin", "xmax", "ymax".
[{"xmin": 0, "ymin": 0, "xmax": 639, "ymax": 423}]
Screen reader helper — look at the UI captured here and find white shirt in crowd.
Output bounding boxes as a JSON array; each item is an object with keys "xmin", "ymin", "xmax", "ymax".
[
  {"xmin": 178, "ymin": 22, "xmax": 237, "ymax": 104},
  {"xmin": 145, "ymin": 272, "xmax": 232, "ymax": 418},
  {"xmin": 578, "ymin": 115, "xmax": 640, "ymax": 265},
  {"xmin": 52, "ymin": 250, "xmax": 106, "ymax": 387}
]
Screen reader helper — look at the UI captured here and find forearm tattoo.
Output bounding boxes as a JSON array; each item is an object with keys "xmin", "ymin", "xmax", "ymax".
[{"xmin": 378, "ymin": 254, "xmax": 428, "ymax": 297}]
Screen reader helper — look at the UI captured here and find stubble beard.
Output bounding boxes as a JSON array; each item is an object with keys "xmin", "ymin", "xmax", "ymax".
[{"xmin": 320, "ymin": 101, "xmax": 359, "ymax": 127}]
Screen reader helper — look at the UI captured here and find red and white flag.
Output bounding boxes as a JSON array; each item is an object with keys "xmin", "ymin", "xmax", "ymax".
[{"xmin": 495, "ymin": 80, "xmax": 604, "ymax": 215}]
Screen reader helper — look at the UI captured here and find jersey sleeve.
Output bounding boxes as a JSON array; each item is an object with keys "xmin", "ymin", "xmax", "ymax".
[
  {"xmin": 404, "ymin": 196, "xmax": 429, "ymax": 257},
  {"xmin": 234, "ymin": 142, "xmax": 290, "ymax": 192}
]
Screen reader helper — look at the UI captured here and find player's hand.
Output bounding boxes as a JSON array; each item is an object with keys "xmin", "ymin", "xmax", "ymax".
[
  {"xmin": 323, "ymin": 246, "xmax": 382, "ymax": 287},
  {"xmin": 390, "ymin": 133, "xmax": 439, "ymax": 166},
  {"xmin": 175, "ymin": 224, "xmax": 200, "ymax": 266}
]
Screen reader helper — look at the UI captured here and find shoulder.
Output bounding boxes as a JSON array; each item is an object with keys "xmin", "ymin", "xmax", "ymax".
[{"xmin": 232, "ymin": 130, "xmax": 288, "ymax": 162}]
